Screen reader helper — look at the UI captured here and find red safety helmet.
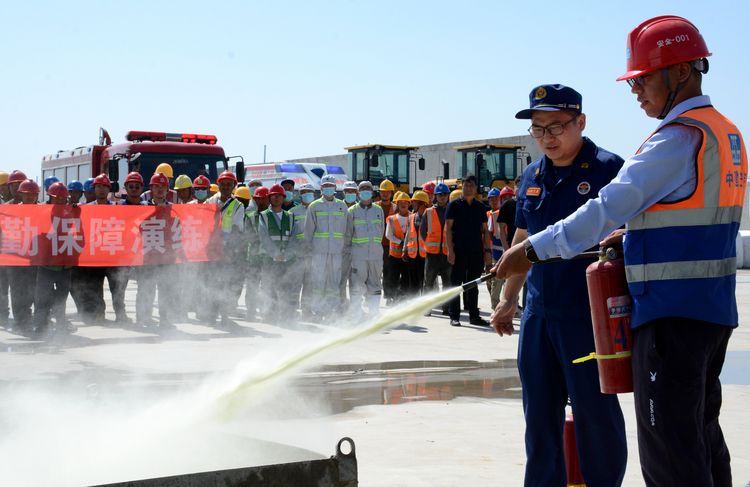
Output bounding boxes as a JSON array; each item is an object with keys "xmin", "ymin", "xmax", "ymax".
[
  {"xmin": 217, "ymin": 170, "xmax": 238, "ymax": 183},
  {"xmin": 150, "ymin": 172, "xmax": 170, "ymax": 187},
  {"xmin": 8, "ymin": 170, "xmax": 28, "ymax": 184},
  {"xmin": 499, "ymin": 186, "xmax": 515, "ymax": 197},
  {"xmin": 422, "ymin": 181, "xmax": 436, "ymax": 193},
  {"xmin": 617, "ymin": 16, "xmax": 711, "ymax": 81},
  {"xmin": 18, "ymin": 179, "xmax": 40, "ymax": 194},
  {"xmin": 193, "ymin": 175, "xmax": 210, "ymax": 188},
  {"xmin": 93, "ymin": 173, "xmax": 112, "ymax": 188},
  {"xmin": 268, "ymin": 184, "xmax": 286, "ymax": 196},
  {"xmin": 47, "ymin": 181, "xmax": 70, "ymax": 198},
  {"xmin": 124, "ymin": 172, "xmax": 144, "ymax": 184},
  {"xmin": 253, "ymin": 187, "xmax": 270, "ymax": 198}
]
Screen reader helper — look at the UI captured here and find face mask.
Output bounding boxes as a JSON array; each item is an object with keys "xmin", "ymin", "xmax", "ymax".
[
  {"xmin": 285, "ymin": 191, "xmax": 294, "ymax": 202},
  {"xmin": 322, "ymin": 187, "xmax": 336, "ymax": 197},
  {"xmin": 301, "ymin": 193, "xmax": 315, "ymax": 204},
  {"xmin": 345, "ymin": 193, "xmax": 357, "ymax": 204},
  {"xmin": 359, "ymin": 190, "xmax": 372, "ymax": 201},
  {"xmin": 194, "ymin": 189, "xmax": 208, "ymax": 200},
  {"xmin": 249, "ymin": 186, "xmax": 258, "ymax": 196}
]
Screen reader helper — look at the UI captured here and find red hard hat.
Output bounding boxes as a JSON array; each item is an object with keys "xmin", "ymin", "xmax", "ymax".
[
  {"xmin": 422, "ymin": 181, "xmax": 436, "ymax": 193},
  {"xmin": 217, "ymin": 170, "xmax": 238, "ymax": 183},
  {"xmin": 150, "ymin": 172, "xmax": 170, "ymax": 187},
  {"xmin": 47, "ymin": 181, "xmax": 70, "ymax": 198},
  {"xmin": 499, "ymin": 186, "xmax": 515, "ymax": 197},
  {"xmin": 93, "ymin": 173, "xmax": 112, "ymax": 188},
  {"xmin": 268, "ymin": 184, "xmax": 286, "ymax": 196},
  {"xmin": 18, "ymin": 179, "xmax": 40, "ymax": 194},
  {"xmin": 8, "ymin": 170, "xmax": 28, "ymax": 183},
  {"xmin": 253, "ymin": 186, "xmax": 270, "ymax": 198},
  {"xmin": 124, "ymin": 172, "xmax": 144, "ymax": 184},
  {"xmin": 617, "ymin": 16, "xmax": 711, "ymax": 81},
  {"xmin": 193, "ymin": 175, "xmax": 210, "ymax": 188}
]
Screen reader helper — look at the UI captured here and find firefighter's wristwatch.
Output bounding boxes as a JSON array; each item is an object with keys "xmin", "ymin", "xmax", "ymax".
[{"xmin": 524, "ymin": 239, "xmax": 539, "ymax": 264}]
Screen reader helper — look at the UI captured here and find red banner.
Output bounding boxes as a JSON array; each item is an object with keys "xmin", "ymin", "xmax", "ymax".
[{"xmin": 0, "ymin": 205, "xmax": 223, "ymax": 266}]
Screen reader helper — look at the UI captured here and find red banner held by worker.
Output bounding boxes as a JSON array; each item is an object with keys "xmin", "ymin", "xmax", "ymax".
[{"xmin": 0, "ymin": 205, "xmax": 223, "ymax": 266}]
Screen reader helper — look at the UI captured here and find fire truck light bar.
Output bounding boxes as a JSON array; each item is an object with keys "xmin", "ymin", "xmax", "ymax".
[{"xmin": 125, "ymin": 131, "xmax": 217, "ymax": 145}]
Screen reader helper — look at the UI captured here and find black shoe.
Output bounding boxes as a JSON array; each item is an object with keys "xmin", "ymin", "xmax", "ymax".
[
  {"xmin": 450, "ymin": 319, "xmax": 461, "ymax": 327},
  {"xmin": 470, "ymin": 317, "xmax": 490, "ymax": 327}
]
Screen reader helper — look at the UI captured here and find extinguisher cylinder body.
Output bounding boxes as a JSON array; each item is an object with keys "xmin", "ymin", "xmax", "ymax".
[
  {"xmin": 586, "ymin": 259, "xmax": 634, "ymax": 394},
  {"xmin": 564, "ymin": 413, "xmax": 584, "ymax": 486}
]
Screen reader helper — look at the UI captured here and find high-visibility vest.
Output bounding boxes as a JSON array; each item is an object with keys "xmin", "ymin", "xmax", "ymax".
[
  {"xmin": 487, "ymin": 209, "xmax": 504, "ymax": 260},
  {"xmin": 260, "ymin": 209, "xmax": 296, "ymax": 265},
  {"xmin": 245, "ymin": 210, "xmax": 262, "ymax": 264},
  {"xmin": 624, "ymin": 105, "xmax": 747, "ymax": 329},
  {"xmin": 387, "ymin": 214, "xmax": 406, "ymax": 258},
  {"xmin": 380, "ymin": 201, "xmax": 395, "ymax": 247},
  {"xmin": 221, "ymin": 198, "xmax": 241, "ymax": 233},
  {"xmin": 424, "ymin": 207, "xmax": 447, "ymax": 255},
  {"xmin": 406, "ymin": 212, "xmax": 426, "ymax": 258}
]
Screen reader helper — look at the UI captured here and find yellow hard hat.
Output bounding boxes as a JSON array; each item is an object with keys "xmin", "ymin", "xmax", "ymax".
[
  {"xmin": 174, "ymin": 174, "xmax": 192, "ymax": 189},
  {"xmin": 155, "ymin": 163, "xmax": 174, "ymax": 178},
  {"xmin": 379, "ymin": 179, "xmax": 395, "ymax": 191},
  {"xmin": 210, "ymin": 184, "xmax": 219, "ymax": 193},
  {"xmin": 393, "ymin": 192, "xmax": 411, "ymax": 202},
  {"xmin": 449, "ymin": 189, "xmax": 462, "ymax": 201},
  {"xmin": 234, "ymin": 186, "xmax": 252, "ymax": 199},
  {"xmin": 0, "ymin": 171, "xmax": 8, "ymax": 185},
  {"xmin": 411, "ymin": 191, "xmax": 429, "ymax": 204}
]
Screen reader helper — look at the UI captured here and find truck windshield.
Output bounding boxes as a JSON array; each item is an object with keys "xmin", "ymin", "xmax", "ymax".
[
  {"xmin": 457, "ymin": 149, "xmax": 518, "ymax": 188},
  {"xmin": 349, "ymin": 150, "xmax": 409, "ymax": 186},
  {"xmin": 133, "ymin": 153, "xmax": 225, "ymax": 188}
]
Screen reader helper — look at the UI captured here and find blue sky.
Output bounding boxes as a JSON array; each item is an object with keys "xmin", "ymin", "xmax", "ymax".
[{"xmin": 1, "ymin": 0, "xmax": 748, "ymax": 181}]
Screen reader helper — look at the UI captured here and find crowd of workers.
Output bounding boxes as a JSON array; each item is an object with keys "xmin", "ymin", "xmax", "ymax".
[{"xmin": 0, "ymin": 162, "xmax": 518, "ymax": 333}]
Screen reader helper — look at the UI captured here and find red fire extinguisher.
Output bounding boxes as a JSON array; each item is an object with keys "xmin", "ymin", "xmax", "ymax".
[
  {"xmin": 577, "ymin": 247, "xmax": 634, "ymax": 394},
  {"xmin": 564, "ymin": 410, "xmax": 585, "ymax": 487}
]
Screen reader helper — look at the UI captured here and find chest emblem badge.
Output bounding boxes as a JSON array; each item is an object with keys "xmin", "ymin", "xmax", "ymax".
[
  {"xmin": 577, "ymin": 182, "xmax": 591, "ymax": 195},
  {"xmin": 526, "ymin": 187, "xmax": 541, "ymax": 196}
]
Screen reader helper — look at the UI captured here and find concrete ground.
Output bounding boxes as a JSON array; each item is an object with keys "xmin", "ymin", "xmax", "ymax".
[{"xmin": 1, "ymin": 271, "xmax": 749, "ymax": 486}]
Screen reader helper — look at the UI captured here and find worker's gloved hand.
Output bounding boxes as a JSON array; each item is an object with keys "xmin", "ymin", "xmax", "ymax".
[{"xmin": 490, "ymin": 297, "xmax": 516, "ymax": 337}]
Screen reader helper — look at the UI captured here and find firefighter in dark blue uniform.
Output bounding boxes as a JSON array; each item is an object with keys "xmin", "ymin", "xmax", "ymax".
[{"xmin": 492, "ymin": 85, "xmax": 627, "ymax": 486}]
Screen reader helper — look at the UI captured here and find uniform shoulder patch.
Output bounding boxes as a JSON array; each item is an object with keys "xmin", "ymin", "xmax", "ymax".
[{"xmin": 526, "ymin": 187, "xmax": 541, "ymax": 196}]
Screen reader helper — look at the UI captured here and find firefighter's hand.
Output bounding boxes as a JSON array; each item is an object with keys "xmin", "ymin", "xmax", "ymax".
[
  {"xmin": 447, "ymin": 249, "xmax": 455, "ymax": 265},
  {"xmin": 492, "ymin": 243, "xmax": 531, "ymax": 280},
  {"xmin": 275, "ymin": 254, "xmax": 285, "ymax": 262},
  {"xmin": 490, "ymin": 298, "xmax": 516, "ymax": 337},
  {"xmin": 600, "ymin": 229, "xmax": 626, "ymax": 246},
  {"xmin": 483, "ymin": 251, "xmax": 492, "ymax": 266}
]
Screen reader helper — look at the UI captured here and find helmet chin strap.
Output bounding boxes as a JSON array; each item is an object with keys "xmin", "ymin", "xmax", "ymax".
[{"xmin": 658, "ymin": 64, "xmax": 693, "ymax": 120}]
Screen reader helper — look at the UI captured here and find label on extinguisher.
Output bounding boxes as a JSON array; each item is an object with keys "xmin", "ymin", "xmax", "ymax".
[{"xmin": 607, "ymin": 295, "xmax": 633, "ymax": 354}]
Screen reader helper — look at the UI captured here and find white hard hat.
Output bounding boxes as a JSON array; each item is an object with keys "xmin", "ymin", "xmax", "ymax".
[
  {"xmin": 321, "ymin": 175, "xmax": 337, "ymax": 186},
  {"xmin": 298, "ymin": 183, "xmax": 314, "ymax": 192},
  {"xmin": 343, "ymin": 181, "xmax": 358, "ymax": 190},
  {"xmin": 358, "ymin": 180, "xmax": 373, "ymax": 190}
]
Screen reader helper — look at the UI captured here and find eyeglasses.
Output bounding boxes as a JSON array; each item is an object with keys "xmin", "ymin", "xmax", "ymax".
[
  {"xmin": 528, "ymin": 114, "xmax": 580, "ymax": 138},
  {"xmin": 127, "ymin": 184, "xmax": 143, "ymax": 190},
  {"xmin": 627, "ymin": 75, "xmax": 645, "ymax": 88}
]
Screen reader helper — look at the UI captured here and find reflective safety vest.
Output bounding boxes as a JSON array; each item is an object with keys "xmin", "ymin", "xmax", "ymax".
[
  {"xmin": 260, "ymin": 209, "xmax": 296, "ymax": 265},
  {"xmin": 487, "ymin": 209, "xmax": 504, "ymax": 260},
  {"xmin": 387, "ymin": 214, "xmax": 407, "ymax": 258},
  {"xmin": 380, "ymin": 201, "xmax": 395, "ymax": 247},
  {"xmin": 406, "ymin": 213, "xmax": 426, "ymax": 258},
  {"xmin": 245, "ymin": 210, "xmax": 262, "ymax": 264},
  {"xmin": 424, "ymin": 207, "xmax": 447, "ymax": 255},
  {"xmin": 220, "ymin": 197, "xmax": 241, "ymax": 242},
  {"xmin": 624, "ymin": 106, "xmax": 747, "ymax": 329}
]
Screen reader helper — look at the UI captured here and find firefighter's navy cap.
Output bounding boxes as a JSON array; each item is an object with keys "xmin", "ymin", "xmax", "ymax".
[
  {"xmin": 280, "ymin": 178, "xmax": 295, "ymax": 188},
  {"xmin": 515, "ymin": 84, "xmax": 583, "ymax": 119}
]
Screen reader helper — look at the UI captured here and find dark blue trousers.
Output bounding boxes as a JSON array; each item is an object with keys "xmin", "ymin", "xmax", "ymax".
[{"xmin": 518, "ymin": 310, "xmax": 627, "ymax": 487}]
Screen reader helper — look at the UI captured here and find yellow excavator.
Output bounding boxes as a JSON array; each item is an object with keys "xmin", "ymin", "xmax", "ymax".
[
  {"xmin": 345, "ymin": 144, "xmax": 422, "ymax": 197},
  {"xmin": 439, "ymin": 143, "xmax": 529, "ymax": 203}
]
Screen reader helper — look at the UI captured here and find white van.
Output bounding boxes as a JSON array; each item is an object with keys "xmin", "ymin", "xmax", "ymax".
[{"xmin": 243, "ymin": 162, "xmax": 351, "ymax": 200}]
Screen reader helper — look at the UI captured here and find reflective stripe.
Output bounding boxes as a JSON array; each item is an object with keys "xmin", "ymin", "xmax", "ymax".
[
  {"xmin": 425, "ymin": 242, "xmax": 443, "ymax": 247},
  {"xmin": 372, "ymin": 219, "xmax": 382, "ymax": 224},
  {"xmin": 374, "ymin": 237, "xmax": 382, "ymax": 243},
  {"xmin": 353, "ymin": 219, "xmax": 366, "ymax": 224},
  {"xmin": 492, "ymin": 245, "xmax": 503, "ymax": 251},
  {"xmin": 314, "ymin": 232, "xmax": 330, "ymax": 237},
  {"xmin": 352, "ymin": 237, "xmax": 371, "ymax": 243},
  {"xmin": 332, "ymin": 212, "xmax": 345, "ymax": 216},
  {"xmin": 627, "ymin": 205, "xmax": 743, "ymax": 230},
  {"xmin": 294, "ymin": 215, "xmax": 306, "ymax": 221},
  {"xmin": 671, "ymin": 116, "xmax": 721, "ymax": 208},
  {"xmin": 316, "ymin": 212, "xmax": 329, "ymax": 216},
  {"xmin": 625, "ymin": 257, "xmax": 736, "ymax": 283},
  {"xmin": 296, "ymin": 234, "xmax": 305, "ymax": 239}
]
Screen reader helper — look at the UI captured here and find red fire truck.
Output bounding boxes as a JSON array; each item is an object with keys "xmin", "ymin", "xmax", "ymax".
[{"xmin": 40, "ymin": 128, "xmax": 243, "ymax": 195}]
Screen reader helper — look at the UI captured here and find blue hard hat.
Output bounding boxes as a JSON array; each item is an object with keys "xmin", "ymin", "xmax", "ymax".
[
  {"xmin": 488, "ymin": 187, "xmax": 501, "ymax": 198},
  {"xmin": 67, "ymin": 180, "xmax": 83, "ymax": 191},
  {"xmin": 83, "ymin": 178, "xmax": 95, "ymax": 192},
  {"xmin": 44, "ymin": 175, "xmax": 59, "ymax": 191},
  {"xmin": 434, "ymin": 183, "xmax": 450, "ymax": 195}
]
